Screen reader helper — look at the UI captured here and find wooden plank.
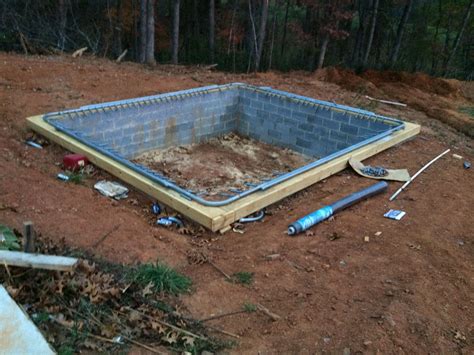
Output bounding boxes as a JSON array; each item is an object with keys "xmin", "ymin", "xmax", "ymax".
[
  {"xmin": 26, "ymin": 115, "xmax": 222, "ymax": 230},
  {"xmin": 27, "ymin": 115, "xmax": 419, "ymax": 232},
  {"xmin": 213, "ymin": 122, "xmax": 420, "ymax": 230},
  {"xmin": 0, "ymin": 250, "xmax": 78, "ymax": 271},
  {"xmin": 0, "ymin": 286, "xmax": 55, "ymax": 354}
]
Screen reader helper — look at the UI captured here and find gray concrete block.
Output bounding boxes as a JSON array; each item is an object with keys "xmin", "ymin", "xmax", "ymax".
[
  {"xmin": 340, "ymin": 123, "xmax": 359, "ymax": 136},
  {"xmin": 296, "ymin": 137, "xmax": 312, "ymax": 149}
]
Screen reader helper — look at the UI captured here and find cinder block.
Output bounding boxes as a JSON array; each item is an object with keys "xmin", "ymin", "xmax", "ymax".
[
  {"xmin": 296, "ymin": 137, "xmax": 312, "ymax": 149},
  {"xmin": 322, "ymin": 118, "xmax": 340, "ymax": 130},
  {"xmin": 340, "ymin": 123, "xmax": 359, "ymax": 136},
  {"xmin": 268, "ymin": 129, "xmax": 282, "ymax": 139},
  {"xmin": 330, "ymin": 130, "xmax": 348, "ymax": 143},
  {"xmin": 298, "ymin": 122, "xmax": 314, "ymax": 132}
]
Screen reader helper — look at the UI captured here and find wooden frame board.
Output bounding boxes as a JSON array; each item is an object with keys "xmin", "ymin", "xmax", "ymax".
[{"xmin": 27, "ymin": 115, "xmax": 420, "ymax": 232}]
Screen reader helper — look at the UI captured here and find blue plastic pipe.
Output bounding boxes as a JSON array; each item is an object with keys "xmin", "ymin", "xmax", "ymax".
[{"xmin": 287, "ymin": 181, "xmax": 388, "ymax": 236}]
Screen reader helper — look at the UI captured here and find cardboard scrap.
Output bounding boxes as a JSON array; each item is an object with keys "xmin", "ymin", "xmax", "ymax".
[{"xmin": 349, "ymin": 158, "xmax": 410, "ymax": 182}]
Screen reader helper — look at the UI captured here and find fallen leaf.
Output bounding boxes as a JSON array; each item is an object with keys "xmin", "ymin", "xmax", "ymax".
[
  {"xmin": 141, "ymin": 282, "xmax": 154, "ymax": 297},
  {"xmin": 182, "ymin": 335, "xmax": 195, "ymax": 346},
  {"xmin": 162, "ymin": 331, "xmax": 179, "ymax": 344}
]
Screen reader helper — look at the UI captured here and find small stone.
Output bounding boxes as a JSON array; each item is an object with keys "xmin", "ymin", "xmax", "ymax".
[
  {"xmin": 364, "ymin": 236, "xmax": 370, "ymax": 242},
  {"xmin": 385, "ymin": 314, "xmax": 396, "ymax": 327},
  {"xmin": 343, "ymin": 347, "xmax": 351, "ymax": 355},
  {"xmin": 265, "ymin": 253, "xmax": 280, "ymax": 260},
  {"xmin": 323, "ymin": 337, "xmax": 331, "ymax": 344},
  {"xmin": 374, "ymin": 231, "xmax": 382, "ymax": 237},
  {"xmin": 363, "ymin": 340, "xmax": 372, "ymax": 347}
]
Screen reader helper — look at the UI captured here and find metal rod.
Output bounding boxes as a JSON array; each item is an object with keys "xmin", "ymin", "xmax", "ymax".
[
  {"xmin": 239, "ymin": 210, "xmax": 265, "ymax": 223},
  {"xmin": 288, "ymin": 181, "xmax": 388, "ymax": 236},
  {"xmin": 389, "ymin": 149, "xmax": 450, "ymax": 201}
]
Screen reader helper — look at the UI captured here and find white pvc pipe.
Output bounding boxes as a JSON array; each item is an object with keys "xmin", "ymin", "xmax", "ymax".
[{"xmin": 389, "ymin": 149, "xmax": 451, "ymax": 201}]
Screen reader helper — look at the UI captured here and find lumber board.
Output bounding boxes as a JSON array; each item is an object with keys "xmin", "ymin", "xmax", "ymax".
[
  {"xmin": 0, "ymin": 250, "xmax": 78, "ymax": 271},
  {"xmin": 27, "ymin": 115, "xmax": 419, "ymax": 232}
]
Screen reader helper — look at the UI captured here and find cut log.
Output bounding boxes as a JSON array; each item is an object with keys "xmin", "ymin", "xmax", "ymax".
[{"xmin": 0, "ymin": 250, "xmax": 78, "ymax": 271}]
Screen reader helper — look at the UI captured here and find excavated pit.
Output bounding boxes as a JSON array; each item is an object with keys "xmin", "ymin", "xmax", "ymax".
[
  {"xmin": 133, "ymin": 132, "xmax": 311, "ymax": 199},
  {"xmin": 43, "ymin": 83, "xmax": 404, "ymax": 204}
]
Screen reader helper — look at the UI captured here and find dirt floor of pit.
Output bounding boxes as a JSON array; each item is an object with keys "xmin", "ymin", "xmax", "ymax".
[
  {"xmin": 0, "ymin": 53, "xmax": 473, "ymax": 354},
  {"xmin": 133, "ymin": 132, "xmax": 311, "ymax": 199}
]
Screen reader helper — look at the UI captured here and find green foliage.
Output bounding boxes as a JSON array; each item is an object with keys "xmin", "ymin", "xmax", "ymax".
[
  {"xmin": 66, "ymin": 172, "xmax": 84, "ymax": 184},
  {"xmin": 243, "ymin": 302, "xmax": 257, "ymax": 312},
  {"xmin": 129, "ymin": 262, "xmax": 192, "ymax": 295},
  {"xmin": 32, "ymin": 311, "xmax": 50, "ymax": 324},
  {"xmin": 57, "ymin": 345, "xmax": 75, "ymax": 355},
  {"xmin": 231, "ymin": 271, "xmax": 254, "ymax": 285},
  {"xmin": 459, "ymin": 106, "xmax": 474, "ymax": 118},
  {"xmin": 0, "ymin": 224, "xmax": 21, "ymax": 251}
]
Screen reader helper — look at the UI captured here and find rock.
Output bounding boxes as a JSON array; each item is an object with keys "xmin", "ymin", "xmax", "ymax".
[
  {"xmin": 364, "ymin": 236, "xmax": 370, "ymax": 242},
  {"xmin": 265, "ymin": 253, "xmax": 280, "ymax": 260},
  {"xmin": 363, "ymin": 340, "xmax": 372, "ymax": 347},
  {"xmin": 374, "ymin": 231, "xmax": 382, "ymax": 237}
]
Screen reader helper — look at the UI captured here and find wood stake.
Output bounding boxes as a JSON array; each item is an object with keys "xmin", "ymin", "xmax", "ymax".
[{"xmin": 23, "ymin": 221, "xmax": 35, "ymax": 253}]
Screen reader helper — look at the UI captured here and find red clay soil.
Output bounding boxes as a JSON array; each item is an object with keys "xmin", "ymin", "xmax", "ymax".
[
  {"xmin": 133, "ymin": 133, "xmax": 310, "ymax": 200},
  {"xmin": 1, "ymin": 53, "xmax": 473, "ymax": 353}
]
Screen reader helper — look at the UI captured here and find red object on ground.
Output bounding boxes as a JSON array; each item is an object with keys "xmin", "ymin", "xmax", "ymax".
[{"xmin": 63, "ymin": 154, "xmax": 89, "ymax": 171}]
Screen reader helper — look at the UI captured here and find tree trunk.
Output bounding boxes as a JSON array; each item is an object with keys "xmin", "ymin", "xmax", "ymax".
[
  {"xmin": 139, "ymin": 0, "xmax": 147, "ymax": 63},
  {"xmin": 362, "ymin": 0, "xmax": 379, "ymax": 68},
  {"xmin": 114, "ymin": 0, "xmax": 123, "ymax": 57},
  {"xmin": 247, "ymin": 0, "xmax": 258, "ymax": 73},
  {"xmin": 268, "ymin": 0, "xmax": 278, "ymax": 69},
  {"xmin": 443, "ymin": 0, "xmax": 473, "ymax": 76},
  {"xmin": 132, "ymin": 0, "xmax": 137, "ymax": 60},
  {"xmin": 58, "ymin": 0, "xmax": 67, "ymax": 51},
  {"xmin": 209, "ymin": 0, "xmax": 215, "ymax": 63},
  {"xmin": 389, "ymin": 0, "xmax": 413, "ymax": 68},
  {"xmin": 351, "ymin": 0, "xmax": 365, "ymax": 65},
  {"xmin": 145, "ymin": 0, "xmax": 155, "ymax": 65},
  {"xmin": 430, "ymin": 0, "xmax": 443, "ymax": 74},
  {"xmin": 280, "ymin": 0, "xmax": 290, "ymax": 58},
  {"xmin": 255, "ymin": 0, "xmax": 269, "ymax": 71},
  {"xmin": 317, "ymin": 34, "xmax": 329, "ymax": 69},
  {"xmin": 171, "ymin": 0, "xmax": 180, "ymax": 64}
]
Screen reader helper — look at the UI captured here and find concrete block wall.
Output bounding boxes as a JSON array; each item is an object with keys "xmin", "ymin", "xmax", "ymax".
[
  {"xmin": 237, "ymin": 86, "xmax": 395, "ymax": 157},
  {"xmin": 47, "ymin": 83, "xmax": 400, "ymax": 160},
  {"xmin": 53, "ymin": 88, "xmax": 239, "ymax": 158}
]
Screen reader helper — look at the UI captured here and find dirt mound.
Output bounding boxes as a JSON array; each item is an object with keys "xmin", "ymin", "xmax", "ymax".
[
  {"xmin": 315, "ymin": 67, "xmax": 379, "ymax": 95},
  {"xmin": 362, "ymin": 70, "xmax": 463, "ymax": 98},
  {"xmin": 317, "ymin": 67, "xmax": 472, "ymax": 137}
]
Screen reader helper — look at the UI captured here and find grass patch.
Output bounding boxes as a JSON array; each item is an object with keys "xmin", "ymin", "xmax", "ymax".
[
  {"xmin": 459, "ymin": 106, "xmax": 474, "ymax": 118},
  {"xmin": 129, "ymin": 262, "xmax": 191, "ymax": 295},
  {"xmin": 66, "ymin": 172, "xmax": 84, "ymax": 184},
  {"xmin": 242, "ymin": 302, "xmax": 257, "ymax": 312},
  {"xmin": 231, "ymin": 271, "xmax": 254, "ymax": 285}
]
